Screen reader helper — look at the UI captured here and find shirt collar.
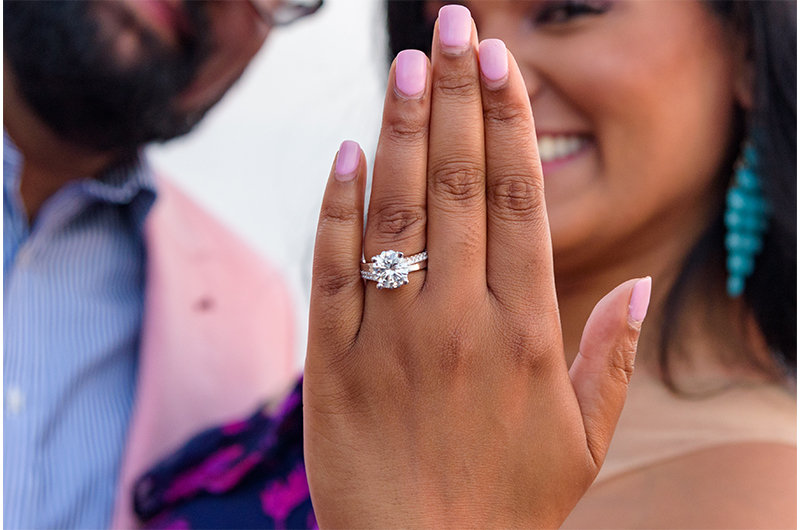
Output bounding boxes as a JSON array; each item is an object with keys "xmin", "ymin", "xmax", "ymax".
[
  {"xmin": 90, "ymin": 152, "xmax": 158, "ymax": 231},
  {"xmin": 3, "ymin": 129, "xmax": 158, "ymax": 230},
  {"xmin": 82, "ymin": 151, "xmax": 157, "ymax": 206}
]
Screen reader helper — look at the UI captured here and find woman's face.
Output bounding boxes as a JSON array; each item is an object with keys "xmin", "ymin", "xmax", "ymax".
[{"xmin": 430, "ymin": 1, "xmax": 749, "ymax": 277}]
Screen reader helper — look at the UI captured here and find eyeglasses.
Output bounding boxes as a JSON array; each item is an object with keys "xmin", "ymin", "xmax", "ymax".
[{"xmin": 248, "ymin": 0, "xmax": 323, "ymax": 27}]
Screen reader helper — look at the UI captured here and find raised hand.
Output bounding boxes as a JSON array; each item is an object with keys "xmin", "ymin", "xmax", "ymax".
[{"xmin": 304, "ymin": 5, "xmax": 651, "ymax": 528}]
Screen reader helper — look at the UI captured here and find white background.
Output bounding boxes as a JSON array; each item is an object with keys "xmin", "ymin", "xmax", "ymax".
[{"xmin": 148, "ymin": 0, "xmax": 388, "ymax": 369}]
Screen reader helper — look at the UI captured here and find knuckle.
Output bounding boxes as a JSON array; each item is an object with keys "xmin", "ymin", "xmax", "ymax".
[
  {"xmin": 429, "ymin": 159, "xmax": 485, "ymax": 203},
  {"xmin": 487, "ymin": 175, "xmax": 543, "ymax": 221},
  {"xmin": 433, "ymin": 72, "xmax": 481, "ymax": 100},
  {"xmin": 483, "ymin": 100, "xmax": 533, "ymax": 129},
  {"xmin": 318, "ymin": 201, "xmax": 361, "ymax": 227},
  {"xmin": 504, "ymin": 333, "xmax": 552, "ymax": 372},
  {"xmin": 492, "ymin": 310, "xmax": 560, "ymax": 372},
  {"xmin": 436, "ymin": 326, "xmax": 470, "ymax": 375},
  {"xmin": 368, "ymin": 201, "xmax": 427, "ymax": 244},
  {"xmin": 382, "ymin": 112, "xmax": 429, "ymax": 145},
  {"xmin": 312, "ymin": 262, "xmax": 361, "ymax": 298},
  {"xmin": 607, "ymin": 333, "xmax": 638, "ymax": 386}
]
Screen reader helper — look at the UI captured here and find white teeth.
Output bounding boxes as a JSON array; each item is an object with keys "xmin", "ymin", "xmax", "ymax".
[
  {"xmin": 554, "ymin": 137, "xmax": 569, "ymax": 158},
  {"xmin": 537, "ymin": 135, "xmax": 586, "ymax": 163}
]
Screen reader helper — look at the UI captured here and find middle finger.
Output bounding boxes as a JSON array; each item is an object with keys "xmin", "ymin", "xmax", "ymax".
[{"xmin": 426, "ymin": 5, "xmax": 487, "ymax": 292}]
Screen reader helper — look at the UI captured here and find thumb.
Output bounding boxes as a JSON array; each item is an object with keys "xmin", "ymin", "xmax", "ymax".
[{"xmin": 569, "ymin": 277, "xmax": 652, "ymax": 471}]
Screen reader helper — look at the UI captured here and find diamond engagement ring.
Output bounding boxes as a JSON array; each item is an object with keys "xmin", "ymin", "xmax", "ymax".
[{"xmin": 360, "ymin": 250, "xmax": 428, "ymax": 289}]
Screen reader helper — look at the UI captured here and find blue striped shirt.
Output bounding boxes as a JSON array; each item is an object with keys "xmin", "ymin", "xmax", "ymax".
[{"xmin": 4, "ymin": 132, "xmax": 157, "ymax": 529}]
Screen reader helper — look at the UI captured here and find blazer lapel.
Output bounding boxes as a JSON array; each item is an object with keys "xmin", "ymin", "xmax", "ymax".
[{"xmin": 110, "ymin": 178, "xmax": 296, "ymax": 528}]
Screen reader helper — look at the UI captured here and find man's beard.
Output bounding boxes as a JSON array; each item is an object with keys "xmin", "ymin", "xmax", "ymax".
[{"xmin": 4, "ymin": 1, "xmax": 213, "ymax": 153}]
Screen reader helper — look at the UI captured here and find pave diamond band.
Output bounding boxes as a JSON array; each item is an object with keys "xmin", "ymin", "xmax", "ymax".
[{"xmin": 360, "ymin": 250, "xmax": 427, "ymax": 289}]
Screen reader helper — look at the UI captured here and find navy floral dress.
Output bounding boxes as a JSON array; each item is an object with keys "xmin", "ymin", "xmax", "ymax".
[{"xmin": 133, "ymin": 379, "xmax": 316, "ymax": 529}]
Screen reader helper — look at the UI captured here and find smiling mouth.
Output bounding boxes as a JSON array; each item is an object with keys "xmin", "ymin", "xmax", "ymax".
[{"xmin": 537, "ymin": 134, "xmax": 589, "ymax": 164}]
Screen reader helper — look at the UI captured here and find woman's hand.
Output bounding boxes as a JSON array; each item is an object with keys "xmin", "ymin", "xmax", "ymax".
[{"xmin": 304, "ymin": 5, "xmax": 651, "ymax": 528}]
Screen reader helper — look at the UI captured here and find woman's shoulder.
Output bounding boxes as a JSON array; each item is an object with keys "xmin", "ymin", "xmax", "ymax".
[
  {"xmin": 564, "ymin": 370, "xmax": 796, "ymax": 529},
  {"xmin": 596, "ymin": 368, "xmax": 796, "ymax": 484},
  {"xmin": 564, "ymin": 441, "xmax": 796, "ymax": 529}
]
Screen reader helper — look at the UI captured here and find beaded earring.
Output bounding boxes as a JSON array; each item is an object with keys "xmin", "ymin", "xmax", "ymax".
[{"xmin": 724, "ymin": 143, "xmax": 769, "ymax": 297}]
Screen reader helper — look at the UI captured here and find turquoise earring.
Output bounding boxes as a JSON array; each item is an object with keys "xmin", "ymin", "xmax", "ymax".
[{"xmin": 724, "ymin": 143, "xmax": 769, "ymax": 297}]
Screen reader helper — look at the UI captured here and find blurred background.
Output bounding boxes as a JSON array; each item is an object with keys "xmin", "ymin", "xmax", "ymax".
[{"xmin": 147, "ymin": 0, "xmax": 386, "ymax": 370}]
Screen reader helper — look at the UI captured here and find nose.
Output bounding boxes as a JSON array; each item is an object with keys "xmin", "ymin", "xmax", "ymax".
[{"xmin": 517, "ymin": 61, "xmax": 545, "ymax": 103}]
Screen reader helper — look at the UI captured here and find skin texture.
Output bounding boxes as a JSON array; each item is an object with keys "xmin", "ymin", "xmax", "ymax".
[
  {"xmin": 305, "ymin": 9, "xmax": 651, "ymax": 528},
  {"xmin": 563, "ymin": 443, "xmax": 797, "ymax": 529},
  {"xmin": 3, "ymin": 0, "xmax": 269, "ymax": 220},
  {"xmin": 307, "ymin": 1, "xmax": 793, "ymax": 528}
]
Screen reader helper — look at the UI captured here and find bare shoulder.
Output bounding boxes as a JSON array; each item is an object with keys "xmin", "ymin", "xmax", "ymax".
[{"xmin": 563, "ymin": 442, "xmax": 797, "ymax": 529}]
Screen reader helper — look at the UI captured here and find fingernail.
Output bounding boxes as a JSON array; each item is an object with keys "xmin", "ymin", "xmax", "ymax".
[
  {"xmin": 628, "ymin": 277, "xmax": 652, "ymax": 323},
  {"xmin": 479, "ymin": 39, "xmax": 508, "ymax": 87},
  {"xmin": 395, "ymin": 49, "xmax": 427, "ymax": 98},
  {"xmin": 335, "ymin": 140, "xmax": 360, "ymax": 181},
  {"xmin": 439, "ymin": 4, "xmax": 472, "ymax": 52}
]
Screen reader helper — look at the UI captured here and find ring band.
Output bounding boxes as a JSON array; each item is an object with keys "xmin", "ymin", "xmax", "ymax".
[{"xmin": 360, "ymin": 250, "xmax": 427, "ymax": 289}]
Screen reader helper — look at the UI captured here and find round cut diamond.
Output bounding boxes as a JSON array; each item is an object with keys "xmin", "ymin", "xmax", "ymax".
[{"xmin": 371, "ymin": 250, "xmax": 410, "ymax": 289}]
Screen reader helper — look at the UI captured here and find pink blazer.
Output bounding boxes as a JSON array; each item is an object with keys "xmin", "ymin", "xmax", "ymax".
[{"xmin": 110, "ymin": 179, "xmax": 297, "ymax": 528}]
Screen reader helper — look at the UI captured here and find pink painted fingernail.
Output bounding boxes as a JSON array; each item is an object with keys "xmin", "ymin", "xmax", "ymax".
[
  {"xmin": 335, "ymin": 140, "xmax": 360, "ymax": 181},
  {"xmin": 439, "ymin": 4, "xmax": 472, "ymax": 52},
  {"xmin": 628, "ymin": 277, "xmax": 652, "ymax": 323},
  {"xmin": 479, "ymin": 39, "xmax": 508, "ymax": 87},
  {"xmin": 395, "ymin": 49, "xmax": 428, "ymax": 98}
]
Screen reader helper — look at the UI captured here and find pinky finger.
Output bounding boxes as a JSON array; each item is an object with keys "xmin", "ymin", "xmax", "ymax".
[{"xmin": 308, "ymin": 141, "xmax": 367, "ymax": 366}]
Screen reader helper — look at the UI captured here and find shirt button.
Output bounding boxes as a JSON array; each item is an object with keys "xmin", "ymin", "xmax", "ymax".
[{"xmin": 6, "ymin": 387, "xmax": 25, "ymax": 415}]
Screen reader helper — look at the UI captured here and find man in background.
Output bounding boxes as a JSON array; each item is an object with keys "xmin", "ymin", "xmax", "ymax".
[{"xmin": 3, "ymin": 1, "xmax": 319, "ymax": 527}]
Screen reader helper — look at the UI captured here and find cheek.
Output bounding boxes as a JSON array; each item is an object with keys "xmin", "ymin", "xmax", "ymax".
[
  {"xmin": 542, "ymin": 6, "xmax": 741, "ymax": 271},
  {"xmin": 568, "ymin": 13, "xmax": 736, "ymax": 229},
  {"xmin": 177, "ymin": 3, "xmax": 267, "ymax": 111},
  {"xmin": 207, "ymin": 2, "xmax": 267, "ymax": 59}
]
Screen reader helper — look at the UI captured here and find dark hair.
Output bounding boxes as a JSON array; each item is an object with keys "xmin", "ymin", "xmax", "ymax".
[
  {"xmin": 3, "ymin": 1, "xmax": 212, "ymax": 152},
  {"xmin": 385, "ymin": 1, "xmax": 797, "ymax": 386}
]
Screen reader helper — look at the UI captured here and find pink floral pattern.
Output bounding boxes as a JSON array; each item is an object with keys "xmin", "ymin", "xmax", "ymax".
[
  {"xmin": 135, "ymin": 379, "xmax": 313, "ymax": 529},
  {"xmin": 260, "ymin": 463, "xmax": 311, "ymax": 528}
]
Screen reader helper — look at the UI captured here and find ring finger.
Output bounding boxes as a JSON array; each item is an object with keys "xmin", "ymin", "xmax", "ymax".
[{"xmin": 363, "ymin": 49, "xmax": 432, "ymax": 300}]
